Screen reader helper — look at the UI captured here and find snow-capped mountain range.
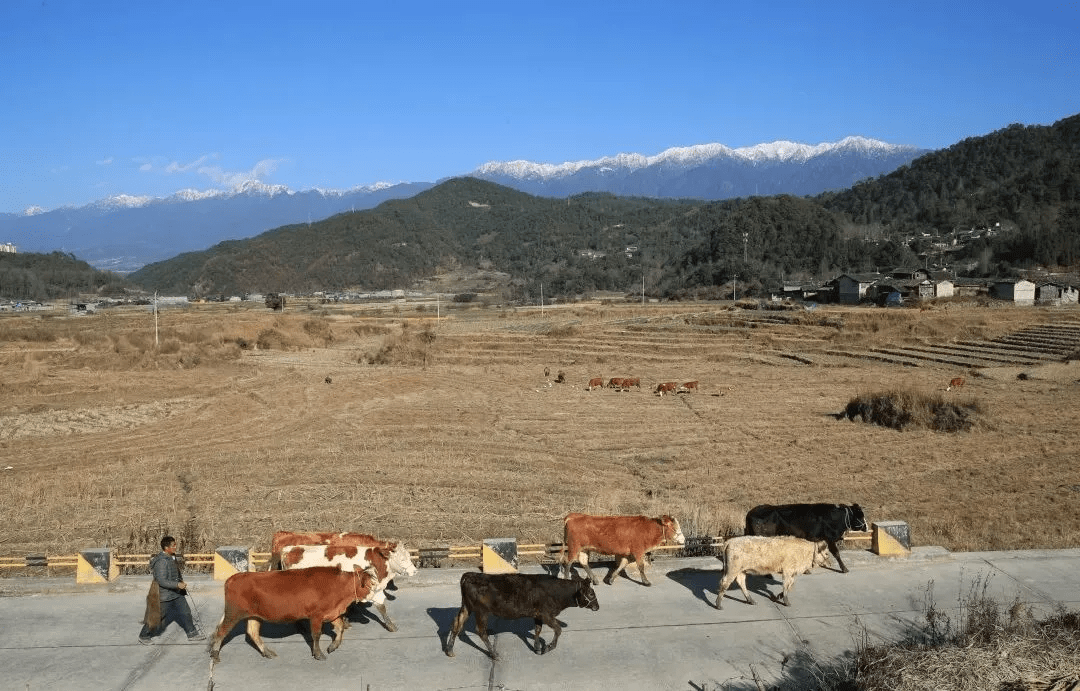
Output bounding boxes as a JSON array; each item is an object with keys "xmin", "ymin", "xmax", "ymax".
[
  {"xmin": 471, "ymin": 137, "xmax": 924, "ymax": 199},
  {"xmin": 1, "ymin": 137, "xmax": 926, "ymax": 273}
]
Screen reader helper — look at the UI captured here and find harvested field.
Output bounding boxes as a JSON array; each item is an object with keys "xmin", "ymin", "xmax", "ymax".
[{"xmin": 1, "ymin": 300, "xmax": 1079, "ymax": 559}]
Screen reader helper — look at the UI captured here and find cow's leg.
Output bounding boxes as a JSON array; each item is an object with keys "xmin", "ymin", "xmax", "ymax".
[
  {"xmin": 780, "ymin": 571, "xmax": 796, "ymax": 607},
  {"xmin": 735, "ymin": 573, "xmax": 755, "ymax": 605},
  {"xmin": 633, "ymin": 551, "xmax": 651, "ymax": 586},
  {"xmin": 246, "ymin": 619, "xmax": 276, "ymax": 659},
  {"xmin": 326, "ymin": 616, "xmax": 346, "ymax": 653},
  {"xmin": 604, "ymin": 556, "xmax": 630, "ymax": 585},
  {"xmin": 475, "ymin": 613, "xmax": 498, "ymax": 660},
  {"xmin": 373, "ymin": 601, "xmax": 397, "ymax": 632},
  {"xmin": 210, "ymin": 611, "xmax": 242, "ymax": 662},
  {"xmin": 308, "ymin": 617, "xmax": 326, "ymax": 660},
  {"xmin": 716, "ymin": 571, "xmax": 734, "ymax": 609},
  {"xmin": 828, "ymin": 540, "xmax": 848, "ymax": 573},
  {"xmin": 577, "ymin": 551, "xmax": 600, "ymax": 585},
  {"xmin": 445, "ymin": 604, "xmax": 469, "ymax": 657},
  {"xmin": 533, "ymin": 618, "xmax": 546, "ymax": 654},
  {"xmin": 544, "ymin": 615, "xmax": 563, "ymax": 653}
]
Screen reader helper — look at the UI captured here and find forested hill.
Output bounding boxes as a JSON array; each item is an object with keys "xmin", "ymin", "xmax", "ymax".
[
  {"xmin": 128, "ymin": 114, "xmax": 1080, "ymax": 300},
  {"xmin": 0, "ymin": 251, "xmax": 131, "ymax": 301}
]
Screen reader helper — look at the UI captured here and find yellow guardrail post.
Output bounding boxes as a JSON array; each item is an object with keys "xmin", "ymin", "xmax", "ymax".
[
  {"xmin": 481, "ymin": 538, "xmax": 518, "ymax": 573},
  {"xmin": 214, "ymin": 546, "xmax": 252, "ymax": 580},
  {"xmin": 77, "ymin": 548, "xmax": 117, "ymax": 584},
  {"xmin": 871, "ymin": 521, "xmax": 911, "ymax": 556}
]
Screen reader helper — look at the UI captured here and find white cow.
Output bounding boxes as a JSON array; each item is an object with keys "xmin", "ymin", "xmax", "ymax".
[{"xmin": 716, "ymin": 535, "xmax": 830, "ymax": 609}]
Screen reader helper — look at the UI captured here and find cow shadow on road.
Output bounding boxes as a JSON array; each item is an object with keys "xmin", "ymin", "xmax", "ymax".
[
  {"xmin": 214, "ymin": 620, "xmax": 341, "ymax": 657},
  {"xmin": 666, "ymin": 565, "xmax": 782, "ymax": 608},
  {"xmin": 428, "ymin": 607, "xmax": 565, "ymax": 657}
]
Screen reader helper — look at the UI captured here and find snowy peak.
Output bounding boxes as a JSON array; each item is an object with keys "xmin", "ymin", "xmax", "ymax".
[
  {"xmin": 471, "ymin": 136, "xmax": 926, "ymax": 201},
  {"xmin": 474, "ymin": 137, "xmax": 915, "ymax": 180}
]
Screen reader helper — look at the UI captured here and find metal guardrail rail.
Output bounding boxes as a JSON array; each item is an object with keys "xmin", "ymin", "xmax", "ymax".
[{"xmin": 0, "ymin": 531, "xmax": 875, "ymax": 572}]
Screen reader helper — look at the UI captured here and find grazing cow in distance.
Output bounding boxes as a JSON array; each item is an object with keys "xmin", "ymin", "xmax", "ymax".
[
  {"xmin": 607, "ymin": 377, "xmax": 626, "ymax": 390},
  {"xmin": 561, "ymin": 513, "xmax": 685, "ymax": 586},
  {"xmin": 279, "ymin": 541, "xmax": 418, "ymax": 631},
  {"xmin": 654, "ymin": 382, "xmax": 678, "ymax": 396},
  {"xmin": 445, "ymin": 572, "xmax": 599, "ymax": 659},
  {"xmin": 716, "ymin": 536, "xmax": 830, "ymax": 609},
  {"xmin": 623, "ymin": 377, "xmax": 641, "ymax": 389},
  {"xmin": 209, "ymin": 566, "xmax": 376, "ymax": 662},
  {"xmin": 587, "ymin": 377, "xmax": 604, "ymax": 391},
  {"xmin": 680, "ymin": 381, "xmax": 698, "ymax": 392},
  {"xmin": 744, "ymin": 503, "xmax": 867, "ymax": 573},
  {"xmin": 947, "ymin": 377, "xmax": 965, "ymax": 391}
]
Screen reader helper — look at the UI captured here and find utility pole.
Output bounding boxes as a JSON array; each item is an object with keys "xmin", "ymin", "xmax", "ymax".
[
  {"xmin": 153, "ymin": 292, "xmax": 159, "ymax": 347},
  {"xmin": 732, "ymin": 274, "xmax": 738, "ymax": 302},
  {"xmin": 743, "ymin": 232, "xmax": 748, "ymax": 263}
]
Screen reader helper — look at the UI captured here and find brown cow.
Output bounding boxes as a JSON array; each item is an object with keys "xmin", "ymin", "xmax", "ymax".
[
  {"xmin": 680, "ymin": 381, "xmax": 698, "ymax": 392},
  {"xmin": 561, "ymin": 513, "xmax": 685, "ymax": 586},
  {"xmin": 947, "ymin": 377, "xmax": 964, "ymax": 391},
  {"xmin": 623, "ymin": 377, "xmax": 641, "ymax": 389},
  {"xmin": 587, "ymin": 377, "xmax": 604, "ymax": 391},
  {"xmin": 606, "ymin": 377, "xmax": 625, "ymax": 390},
  {"xmin": 654, "ymin": 382, "xmax": 678, "ymax": 396},
  {"xmin": 209, "ymin": 566, "xmax": 376, "ymax": 662},
  {"xmin": 269, "ymin": 531, "xmax": 414, "ymax": 630},
  {"xmin": 279, "ymin": 542, "xmax": 417, "ymax": 631}
]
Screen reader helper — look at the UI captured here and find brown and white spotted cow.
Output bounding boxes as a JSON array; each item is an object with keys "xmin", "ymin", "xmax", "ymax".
[
  {"xmin": 679, "ymin": 381, "xmax": 699, "ymax": 393},
  {"xmin": 654, "ymin": 382, "xmax": 678, "ymax": 396},
  {"xmin": 623, "ymin": 377, "xmax": 641, "ymax": 389},
  {"xmin": 947, "ymin": 377, "xmax": 964, "ymax": 391},
  {"xmin": 279, "ymin": 542, "xmax": 416, "ymax": 631},
  {"xmin": 587, "ymin": 377, "xmax": 604, "ymax": 391},
  {"xmin": 560, "ymin": 512, "xmax": 685, "ymax": 586},
  {"xmin": 607, "ymin": 377, "xmax": 626, "ymax": 390}
]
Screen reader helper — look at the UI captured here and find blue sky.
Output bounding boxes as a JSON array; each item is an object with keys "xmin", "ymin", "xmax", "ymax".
[{"xmin": 1, "ymin": 0, "xmax": 1077, "ymax": 213}]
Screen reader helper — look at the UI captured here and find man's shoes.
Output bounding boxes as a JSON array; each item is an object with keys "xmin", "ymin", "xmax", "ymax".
[
  {"xmin": 187, "ymin": 632, "xmax": 207, "ymax": 642},
  {"xmin": 138, "ymin": 636, "xmax": 153, "ymax": 645}
]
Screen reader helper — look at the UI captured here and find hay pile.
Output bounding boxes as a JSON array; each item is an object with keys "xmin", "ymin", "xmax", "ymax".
[{"xmin": 841, "ymin": 388, "xmax": 985, "ymax": 432}]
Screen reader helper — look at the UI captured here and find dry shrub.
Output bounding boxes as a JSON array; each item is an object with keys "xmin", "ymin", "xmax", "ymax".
[
  {"xmin": 542, "ymin": 323, "xmax": 580, "ymax": 338},
  {"xmin": 352, "ymin": 323, "xmax": 392, "ymax": 337},
  {"xmin": 841, "ymin": 388, "xmax": 986, "ymax": 432},
  {"xmin": 158, "ymin": 337, "xmax": 182, "ymax": 355},
  {"xmin": 832, "ymin": 580, "xmax": 1080, "ymax": 691},
  {"xmin": 365, "ymin": 326, "xmax": 437, "ymax": 366},
  {"xmin": 256, "ymin": 328, "xmax": 296, "ymax": 350},
  {"xmin": 302, "ymin": 317, "xmax": 334, "ymax": 345}
]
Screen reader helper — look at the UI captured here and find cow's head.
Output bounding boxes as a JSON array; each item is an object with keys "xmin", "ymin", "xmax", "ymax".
[
  {"xmin": 661, "ymin": 516, "xmax": 686, "ymax": 545},
  {"xmin": 389, "ymin": 542, "xmax": 418, "ymax": 577},
  {"xmin": 572, "ymin": 575, "xmax": 600, "ymax": 611},
  {"xmin": 847, "ymin": 504, "xmax": 868, "ymax": 532},
  {"xmin": 812, "ymin": 541, "xmax": 831, "ymax": 569}
]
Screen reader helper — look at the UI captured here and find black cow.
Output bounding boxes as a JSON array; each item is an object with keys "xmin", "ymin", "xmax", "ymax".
[
  {"xmin": 744, "ymin": 503, "xmax": 867, "ymax": 573},
  {"xmin": 445, "ymin": 572, "xmax": 599, "ymax": 659}
]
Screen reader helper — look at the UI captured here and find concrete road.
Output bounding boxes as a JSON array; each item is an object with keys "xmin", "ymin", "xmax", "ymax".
[{"xmin": 2, "ymin": 547, "xmax": 1078, "ymax": 690}]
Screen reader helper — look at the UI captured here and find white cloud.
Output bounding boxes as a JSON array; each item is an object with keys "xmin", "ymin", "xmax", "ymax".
[
  {"xmin": 197, "ymin": 158, "xmax": 285, "ymax": 189},
  {"xmin": 139, "ymin": 163, "xmax": 153, "ymax": 172},
  {"xmin": 165, "ymin": 154, "xmax": 216, "ymax": 174},
  {"xmin": 97, "ymin": 157, "xmax": 114, "ymax": 166}
]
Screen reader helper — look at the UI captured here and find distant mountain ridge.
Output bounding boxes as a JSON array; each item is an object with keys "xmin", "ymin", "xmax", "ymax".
[
  {"xmin": 471, "ymin": 136, "xmax": 926, "ymax": 199},
  {"xmin": 0, "ymin": 182, "xmax": 434, "ymax": 273},
  {"xmin": 1, "ymin": 136, "xmax": 926, "ymax": 272}
]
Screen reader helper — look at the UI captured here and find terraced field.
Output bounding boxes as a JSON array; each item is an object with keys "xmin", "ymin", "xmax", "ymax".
[{"xmin": 2, "ymin": 300, "xmax": 1079, "ymax": 561}]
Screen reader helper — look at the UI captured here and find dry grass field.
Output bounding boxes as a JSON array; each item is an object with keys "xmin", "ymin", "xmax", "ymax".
[{"xmin": 2, "ymin": 298, "xmax": 1079, "ymax": 561}]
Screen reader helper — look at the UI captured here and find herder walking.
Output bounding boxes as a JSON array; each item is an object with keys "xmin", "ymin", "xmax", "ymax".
[{"xmin": 138, "ymin": 535, "xmax": 205, "ymax": 644}]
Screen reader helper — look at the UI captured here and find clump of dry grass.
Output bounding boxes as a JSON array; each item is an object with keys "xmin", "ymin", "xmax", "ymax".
[
  {"xmin": 760, "ymin": 579, "xmax": 1080, "ymax": 691},
  {"xmin": 364, "ymin": 323, "xmax": 438, "ymax": 365},
  {"xmin": 839, "ymin": 582, "xmax": 1080, "ymax": 691},
  {"xmin": 841, "ymin": 388, "xmax": 986, "ymax": 432}
]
